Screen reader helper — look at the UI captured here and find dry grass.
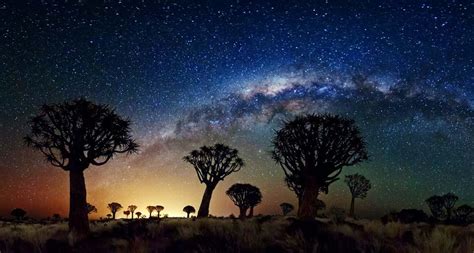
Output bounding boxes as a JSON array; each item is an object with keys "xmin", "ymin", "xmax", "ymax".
[{"xmin": 0, "ymin": 218, "xmax": 473, "ymax": 253}]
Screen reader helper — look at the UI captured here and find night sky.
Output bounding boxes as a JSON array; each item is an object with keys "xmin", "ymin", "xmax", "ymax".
[{"xmin": 0, "ymin": 1, "xmax": 472, "ymax": 219}]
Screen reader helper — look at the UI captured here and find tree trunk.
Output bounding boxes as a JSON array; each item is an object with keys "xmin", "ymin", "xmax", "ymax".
[
  {"xmin": 248, "ymin": 206, "xmax": 254, "ymax": 218},
  {"xmin": 297, "ymin": 177, "xmax": 320, "ymax": 220},
  {"xmin": 239, "ymin": 207, "xmax": 247, "ymax": 219},
  {"xmin": 69, "ymin": 168, "xmax": 90, "ymax": 236},
  {"xmin": 349, "ymin": 196, "xmax": 355, "ymax": 218},
  {"xmin": 131, "ymin": 212, "xmax": 134, "ymax": 219},
  {"xmin": 187, "ymin": 212, "xmax": 190, "ymax": 218},
  {"xmin": 112, "ymin": 211, "xmax": 116, "ymax": 219},
  {"xmin": 197, "ymin": 184, "xmax": 215, "ymax": 218}
]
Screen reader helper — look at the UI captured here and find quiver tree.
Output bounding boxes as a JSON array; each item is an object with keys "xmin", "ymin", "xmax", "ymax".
[
  {"xmin": 107, "ymin": 202, "xmax": 123, "ymax": 219},
  {"xmin": 128, "ymin": 205, "xmax": 137, "ymax": 219},
  {"xmin": 106, "ymin": 214, "xmax": 112, "ymax": 219},
  {"xmin": 247, "ymin": 187, "xmax": 262, "ymax": 218},
  {"xmin": 426, "ymin": 195, "xmax": 446, "ymax": 220},
  {"xmin": 226, "ymin": 183, "xmax": 262, "ymax": 219},
  {"xmin": 183, "ymin": 205, "xmax": 196, "ymax": 218},
  {"xmin": 454, "ymin": 204, "xmax": 473, "ymax": 223},
  {"xmin": 184, "ymin": 144, "xmax": 244, "ymax": 218},
  {"xmin": 345, "ymin": 174, "xmax": 371, "ymax": 217},
  {"xmin": 155, "ymin": 205, "xmax": 164, "ymax": 218},
  {"xmin": 24, "ymin": 99, "xmax": 138, "ymax": 235},
  {"xmin": 11, "ymin": 208, "xmax": 26, "ymax": 220},
  {"xmin": 280, "ymin": 203, "xmax": 294, "ymax": 216},
  {"xmin": 272, "ymin": 114, "xmax": 368, "ymax": 219},
  {"xmin": 87, "ymin": 203, "xmax": 97, "ymax": 215},
  {"xmin": 123, "ymin": 210, "xmax": 130, "ymax": 219},
  {"xmin": 146, "ymin": 206, "xmax": 156, "ymax": 219},
  {"xmin": 136, "ymin": 212, "xmax": 142, "ymax": 219},
  {"xmin": 442, "ymin": 193, "xmax": 458, "ymax": 221}
]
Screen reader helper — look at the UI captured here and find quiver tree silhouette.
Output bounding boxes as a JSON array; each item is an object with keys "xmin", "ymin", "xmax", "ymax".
[
  {"xmin": 106, "ymin": 214, "xmax": 112, "ymax": 219},
  {"xmin": 136, "ymin": 212, "xmax": 142, "ymax": 219},
  {"xmin": 11, "ymin": 208, "xmax": 26, "ymax": 220},
  {"xmin": 442, "ymin": 193, "xmax": 458, "ymax": 221},
  {"xmin": 247, "ymin": 186, "xmax": 262, "ymax": 218},
  {"xmin": 426, "ymin": 195, "xmax": 446, "ymax": 220},
  {"xmin": 183, "ymin": 205, "xmax": 196, "ymax": 218},
  {"xmin": 454, "ymin": 204, "xmax": 473, "ymax": 223},
  {"xmin": 155, "ymin": 205, "xmax": 164, "ymax": 218},
  {"xmin": 123, "ymin": 210, "xmax": 130, "ymax": 219},
  {"xmin": 128, "ymin": 205, "xmax": 137, "ymax": 219},
  {"xmin": 226, "ymin": 183, "xmax": 262, "ymax": 219},
  {"xmin": 107, "ymin": 202, "xmax": 123, "ymax": 219},
  {"xmin": 345, "ymin": 173, "xmax": 371, "ymax": 217},
  {"xmin": 280, "ymin": 203, "xmax": 294, "ymax": 216},
  {"xmin": 184, "ymin": 143, "xmax": 244, "ymax": 218},
  {"xmin": 146, "ymin": 206, "xmax": 156, "ymax": 219},
  {"xmin": 24, "ymin": 99, "xmax": 138, "ymax": 235},
  {"xmin": 272, "ymin": 114, "xmax": 368, "ymax": 219}
]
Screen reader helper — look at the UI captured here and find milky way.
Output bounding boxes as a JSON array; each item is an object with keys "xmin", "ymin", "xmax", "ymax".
[{"xmin": 0, "ymin": 1, "xmax": 472, "ymax": 218}]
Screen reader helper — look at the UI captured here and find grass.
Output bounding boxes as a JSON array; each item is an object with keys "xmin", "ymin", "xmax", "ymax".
[{"xmin": 0, "ymin": 217, "xmax": 472, "ymax": 253}]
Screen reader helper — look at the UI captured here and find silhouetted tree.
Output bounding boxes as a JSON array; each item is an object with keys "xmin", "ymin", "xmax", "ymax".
[
  {"xmin": 136, "ymin": 212, "xmax": 142, "ymax": 219},
  {"xmin": 52, "ymin": 213, "xmax": 61, "ymax": 222},
  {"xmin": 442, "ymin": 193, "xmax": 458, "ymax": 221},
  {"xmin": 106, "ymin": 214, "xmax": 112, "ymax": 219},
  {"xmin": 247, "ymin": 186, "xmax": 262, "ymax": 218},
  {"xmin": 87, "ymin": 203, "xmax": 97, "ymax": 215},
  {"xmin": 123, "ymin": 210, "xmax": 130, "ymax": 219},
  {"xmin": 226, "ymin": 183, "xmax": 261, "ymax": 219},
  {"xmin": 183, "ymin": 205, "xmax": 196, "ymax": 218},
  {"xmin": 184, "ymin": 144, "xmax": 244, "ymax": 218},
  {"xmin": 345, "ymin": 174, "xmax": 371, "ymax": 217},
  {"xmin": 128, "ymin": 205, "xmax": 137, "ymax": 219},
  {"xmin": 315, "ymin": 199, "xmax": 326, "ymax": 216},
  {"xmin": 24, "ymin": 99, "xmax": 138, "ymax": 235},
  {"xmin": 107, "ymin": 202, "xmax": 123, "ymax": 219},
  {"xmin": 272, "ymin": 114, "xmax": 368, "ymax": 219},
  {"xmin": 454, "ymin": 204, "xmax": 473, "ymax": 223},
  {"xmin": 146, "ymin": 206, "xmax": 156, "ymax": 219},
  {"xmin": 280, "ymin": 203, "xmax": 294, "ymax": 216},
  {"xmin": 426, "ymin": 195, "xmax": 446, "ymax": 220},
  {"xmin": 11, "ymin": 208, "xmax": 26, "ymax": 220},
  {"xmin": 155, "ymin": 205, "xmax": 164, "ymax": 218}
]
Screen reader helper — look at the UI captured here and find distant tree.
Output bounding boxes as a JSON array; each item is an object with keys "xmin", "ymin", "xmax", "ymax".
[
  {"xmin": 315, "ymin": 199, "xmax": 326, "ymax": 216},
  {"xmin": 183, "ymin": 205, "xmax": 196, "ymax": 218},
  {"xmin": 106, "ymin": 214, "xmax": 112, "ymax": 219},
  {"xmin": 272, "ymin": 114, "xmax": 368, "ymax": 219},
  {"xmin": 226, "ymin": 183, "xmax": 261, "ymax": 219},
  {"xmin": 146, "ymin": 206, "xmax": 156, "ymax": 219},
  {"xmin": 136, "ymin": 212, "xmax": 142, "ymax": 219},
  {"xmin": 280, "ymin": 203, "xmax": 294, "ymax": 216},
  {"xmin": 454, "ymin": 204, "xmax": 473, "ymax": 223},
  {"xmin": 128, "ymin": 205, "xmax": 137, "ymax": 219},
  {"xmin": 184, "ymin": 144, "xmax": 244, "ymax": 218},
  {"xmin": 442, "ymin": 193, "xmax": 458, "ymax": 221},
  {"xmin": 155, "ymin": 205, "xmax": 164, "ymax": 218},
  {"xmin": 426, "ymin": 195, "xmax": 446, "ymax": 220},
  {"xmin": 11, "ymin": 208, "xmax": 26, "ymax": 220},
  {"xmin": 87, "ymin": 203, "xmax": 97, "ymax": 215},
  {"xmin": 107, "ymin": 202, "xmax": 123, "ymax": 219},
  {"xmin": 123, "ymin": 210, "xmax": 130, "ymax": 219},
  {"xmin": 24, "ymin": 99, "xmax": 138, "ymax": 235},
  {"xmin": 345, "ymin": 174, "xmax": 371, "ymax": 217}
]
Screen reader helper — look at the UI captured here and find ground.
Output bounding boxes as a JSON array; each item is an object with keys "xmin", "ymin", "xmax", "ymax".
[{"xmin": 0, "ymin": 216, "xmax": 472, "ymax": 253}]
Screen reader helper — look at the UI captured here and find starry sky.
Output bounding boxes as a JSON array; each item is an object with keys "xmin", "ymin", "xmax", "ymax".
[{"xmin": 0, "ymin": 1, "xmax": 472, "ymax": 219}]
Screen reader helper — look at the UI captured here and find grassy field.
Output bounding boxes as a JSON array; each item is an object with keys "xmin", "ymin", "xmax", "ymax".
[{"xmin": 0, "ymin": 216, "xmax": 473, "ymax": 253}]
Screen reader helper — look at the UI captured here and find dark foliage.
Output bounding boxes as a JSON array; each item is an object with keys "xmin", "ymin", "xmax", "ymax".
[
  {"xmin": 226, "ymin": 183, "xmax": 262, "ymax": 219},
  {"xmin": 183, "ymin": 205, "xmax": 196, "ymax": 218},
  {"xmin": 107, "ymin": 203, "xmax": 123, "ymax": 219},
  {"xmin": 272, "ymin": 114, "xmax": 368, "ymax": 219},
  {"xmin": 345, "ymin": 174, "xmax": 371, "ymax": 217},
  {"xmin": 10, "ymin": 208, "xmax": 26, "ymax": 220}
]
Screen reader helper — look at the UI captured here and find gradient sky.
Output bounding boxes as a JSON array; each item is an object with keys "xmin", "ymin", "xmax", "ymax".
[{"xmin": 0, "ymin": 1, "xmax": 472, "ymax": 219}]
